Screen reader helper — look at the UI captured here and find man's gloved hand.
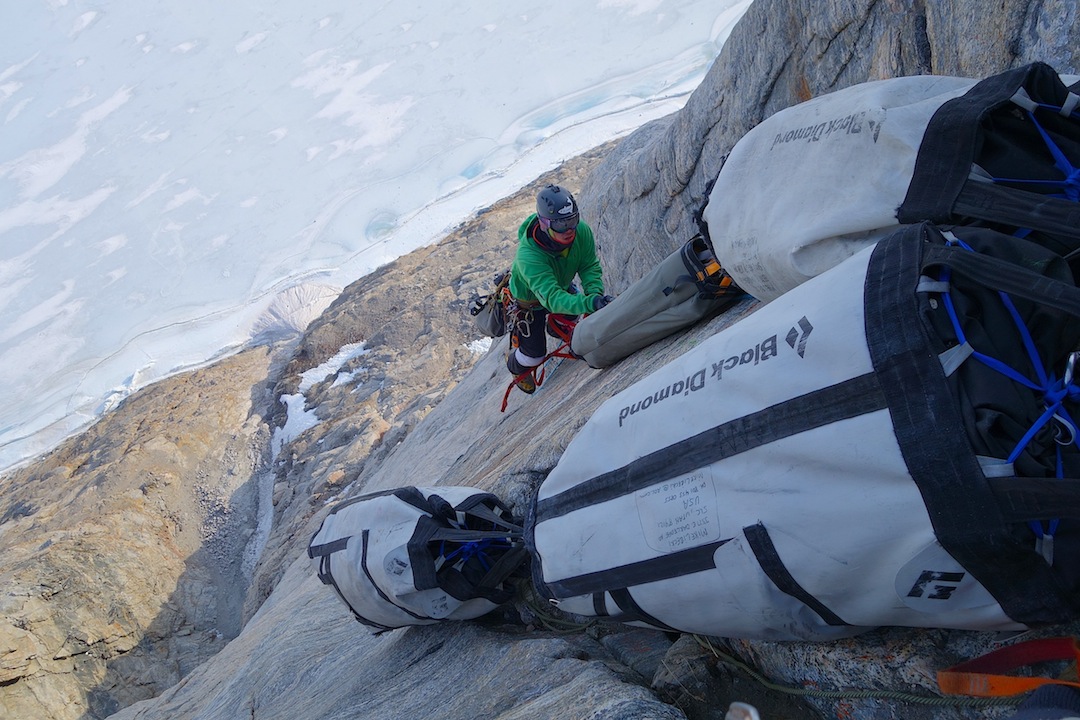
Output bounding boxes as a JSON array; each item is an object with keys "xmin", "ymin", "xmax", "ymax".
[{"xmin": 592, "ymin": 294, "xmax": 615, "ymax": 311}]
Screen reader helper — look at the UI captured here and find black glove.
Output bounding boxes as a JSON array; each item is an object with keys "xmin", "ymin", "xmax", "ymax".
[{"xmin": 592, "ymin": 294, "xmax": 615, "ymax": 311}]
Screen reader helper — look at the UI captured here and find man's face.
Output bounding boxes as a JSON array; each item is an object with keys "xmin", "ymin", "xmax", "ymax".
[
  {"xmin": 540, "ymin": 215, "xmax": 578, "ymax": 245},
  {"xmin": 548, "ymin": 226, "xmax": 577, "ymax": 246}
]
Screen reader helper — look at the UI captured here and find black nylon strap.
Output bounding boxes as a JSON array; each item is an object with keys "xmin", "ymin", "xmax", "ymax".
[
  {"xmin": 317, "ymin": 555, "xmax": 334, "ymax": 586},
  {"xmin": 427, "ymin": 528, "xmax": 525, "ymax": 542},
  {"xmin": 608, "ymin": 588, "xmax": 679, "ymax": 632},
  {"xmin": 436, "ymin": 565, "xmax": 514, "ymax": 604},
  {"xmin": 453, "ymin": 492, "xmax": 512, "ymax": 516},
  {"xmin": 952, "ymin": 182, "xmax": 1080, "ymax": 241},
  {"xmin": 743, "ymin": 523, "xmax": 848, "ymax": 627},
  {"xmin": 535, "ymin": 373, "xmax": 887, "ymax": 524},
  {"xmin": 322, "ymin": 485, "xmax": 432, "ymax": 517},
  {"xmin": 360, "ymin": 529, "xmax": 428, "ymax": 622},
  {"xmin": 307, "ymin": 536, "xmax": 349, "ymax": 559},
  {"xmin": 544, "ymin": 540, "xmax": 729, "ymax": 598},
  {"xmin": 407, "ymin": 515, "xmax": 442, "ymax": 591},
  {"xmin": 899, "ymin": 62, "xmax": 1062, "ymax": 224},
  {"xmin": 988, "ymin": 477, "xmax": 1080, "ymax": 522},
  {"xmin": 867, "ymin": 226, "xmax": 1079, "ymax": 623},
  {"xmin": 464, "ymin": 503, "xmax": 524, "ymax": 532},
  {"xmin": 318, "ymin": 539, "xmax": 396, "ymax": 632},
  {"xmin": 412, "ymin": 520, "xmax": 523, "ymax": 603},
  {"xmin": 921, "ymin": 243, "xmax": 1080, "ymax": 318},
  {"xmin": 426, "ymin": 494, "xmax": 457, "ymax": 523},
  {"xmin": 476, "ymin": 545, "xmax": 529, "ymax": 590}
]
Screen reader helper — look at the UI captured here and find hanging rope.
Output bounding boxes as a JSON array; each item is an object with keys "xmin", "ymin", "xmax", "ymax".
[{"xmin": 693, "ymin": 636, "xmax": 1024, "ymax": 710}]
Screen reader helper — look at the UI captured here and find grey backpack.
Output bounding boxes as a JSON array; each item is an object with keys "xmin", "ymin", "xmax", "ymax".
[{"xmin": 570, "ymin": 235, "xmax": 743, "ymax": 368}]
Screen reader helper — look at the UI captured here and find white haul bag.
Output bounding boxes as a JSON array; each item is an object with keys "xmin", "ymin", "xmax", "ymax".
[
  {"xmin": 309, "ymin": 486, "xmax": 526, "ymax": 632},
  {"xmin": 570, "ymin": 234, "xmax": 743, "ymax": 368},
  {"xmin": 529, "ymin": 223, "xmax": 1080, "ymax": 641},
  {"xmin": 703, "ymin": 62, "xmax": 1080, "ymax": 301}
]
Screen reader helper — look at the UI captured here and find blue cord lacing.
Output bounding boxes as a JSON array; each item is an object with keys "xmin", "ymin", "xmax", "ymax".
[
  {"xmin": 441, "ymin": 539, "xmax": 497, "ymax": 571},
  {"xmin": 989, "ymin": 104, "xmax": 1080, "ymax": 201},
  {"xmin": 438, "ymin": 532, "xmax": 514, "ymax": 572},
  {"xmin": 938, "ymin": 237, "xmax": 1080, "ymax": 563}
]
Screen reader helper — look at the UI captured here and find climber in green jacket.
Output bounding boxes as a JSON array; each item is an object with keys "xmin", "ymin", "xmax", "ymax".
[{"xmin": 506, "ymin": 184, "xmax": 613, "ymax": 393}]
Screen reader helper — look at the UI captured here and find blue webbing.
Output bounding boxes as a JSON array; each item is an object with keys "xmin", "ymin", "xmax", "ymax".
[{"xmin": 938, "ymin": 237, "xmax": 1080, "ymax": 550}]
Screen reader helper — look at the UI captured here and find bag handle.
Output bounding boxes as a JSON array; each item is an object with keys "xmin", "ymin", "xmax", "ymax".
[
  {"xmin": 938, "ymin": 637, "xmax": 1080, "ymax": 697},
  {"xmin": 954, "ymin": 180, "xmax": 1080, "ymax": 243},
  {"xmin": 989, "ymin": 477, "xmax": 1080, "ymax": 522},
  {"xmin": 920, "ymin": 241, "xmax": 1080, "ymax": 319}
]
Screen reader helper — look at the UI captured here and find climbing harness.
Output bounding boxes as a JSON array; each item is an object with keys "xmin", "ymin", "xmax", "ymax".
[{"xmin": 500, "ymin": 312, "xmax": 581, "ymax": 412}]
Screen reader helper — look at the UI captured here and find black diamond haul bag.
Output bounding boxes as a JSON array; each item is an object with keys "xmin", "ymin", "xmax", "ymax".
[
  {"xmin": 309, "ymin": 486, "xmax": 526, "ymax": 632},
  {"xmin": 702, "ymin": 62, "xmax": 1080, "ymax": 302},
  {"xmin": 528, "ymin": 223, "xmax": 1080, "ymax": 641}
]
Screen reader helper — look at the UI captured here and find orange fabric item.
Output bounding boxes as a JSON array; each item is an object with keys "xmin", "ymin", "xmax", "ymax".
[{"xmin": 938, "ymin": 637, "xmax": 1080, "ymax": 697}]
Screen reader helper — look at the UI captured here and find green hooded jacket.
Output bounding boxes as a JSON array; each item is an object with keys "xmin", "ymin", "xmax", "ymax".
[{"xmin": 508, "ymin": 214, "xmax": 605, "ymax": 316}]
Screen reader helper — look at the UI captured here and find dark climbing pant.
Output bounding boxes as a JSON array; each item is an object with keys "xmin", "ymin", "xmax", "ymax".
[{"xmin": 510, "ymin": 305, "xmax": 548, "ymax": 369}]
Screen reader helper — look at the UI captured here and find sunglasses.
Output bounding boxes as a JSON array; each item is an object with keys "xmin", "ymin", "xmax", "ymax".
[{"xmin": 539, "ymin": 215, "xmax": 579, "ymax": 234}]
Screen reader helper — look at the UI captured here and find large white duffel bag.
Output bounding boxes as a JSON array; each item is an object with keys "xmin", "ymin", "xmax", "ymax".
[
  {"xmin": 702, "ymin": 62, "xmax": 1080, "ymax": 301},
  {"xmin": 309, "ymin": 486, "xmax": 527, "ymax": 632},
  {"xmin": 529, "ymin": 223, "xmax": 1080, "ymax": 641}
]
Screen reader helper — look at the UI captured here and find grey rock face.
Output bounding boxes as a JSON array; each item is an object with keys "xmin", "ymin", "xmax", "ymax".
[
  {"xmin": 582, "ymin": 0, "xmax": 1080, "ymax": 293},
  {"xmin": 3, "ymin": 1, "xmax": 1079, "ymax": 719},
  {"xmin": 0, "ymin": 348, "xmax": 280, "ymax": 719}
]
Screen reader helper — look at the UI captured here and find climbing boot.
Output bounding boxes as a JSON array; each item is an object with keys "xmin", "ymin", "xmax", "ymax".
[
  {"xmin": 506, "ymin": 353, "xmax": 538, "ymax": 394},
  {"xmin": 513, "ymin": 373, "xmax": 537, "ymax": 394}
]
